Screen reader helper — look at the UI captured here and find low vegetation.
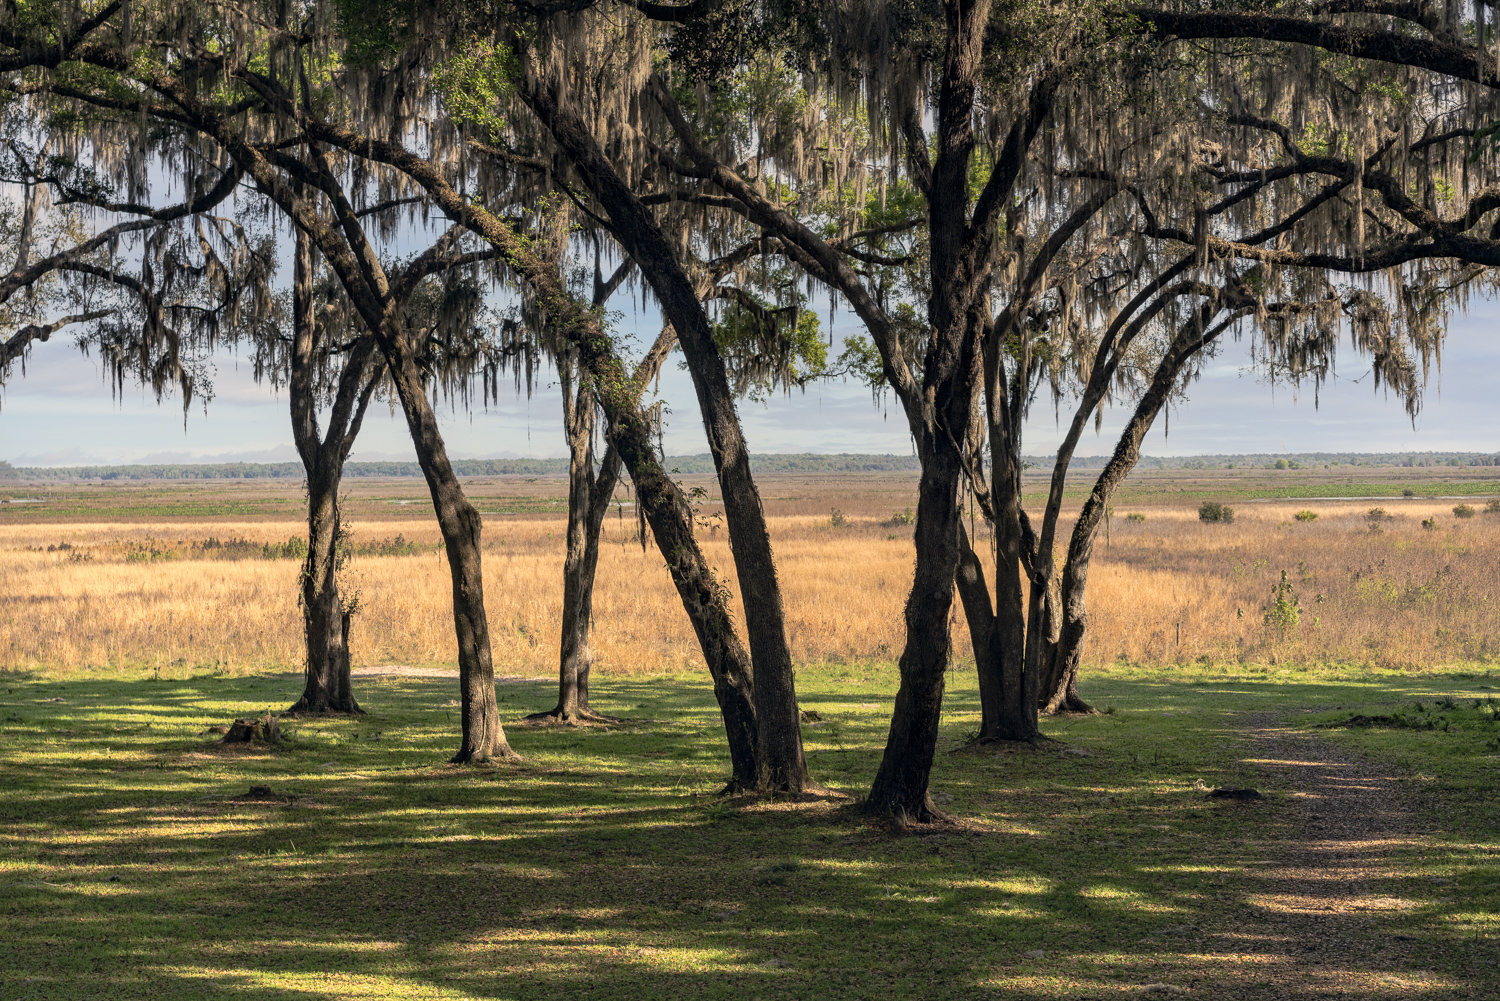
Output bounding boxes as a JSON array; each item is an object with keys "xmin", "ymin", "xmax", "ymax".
[
  {"xmin": 1197, "ymin": 501, "xmax": 1234, "ymax": 523},
  {"xmin": 2, "ymin": 665, "xmax": 1496, "ymax": 999},
  {"xmin": 4, "ymin": 491, "xmax": 1500, "ymax": 676}
]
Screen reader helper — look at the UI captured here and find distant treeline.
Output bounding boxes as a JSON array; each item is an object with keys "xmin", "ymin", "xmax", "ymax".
[
  {"xmin": 0, "ymin": 453, "xmax": 924, "ymax": 480},
  {"xmin": 1074, "ymin": 451, "xmax": 1500, "ymax": 470},
  {"xmin": 2, "ymin": 450, "xmax": 1497, "ymax": 480}
]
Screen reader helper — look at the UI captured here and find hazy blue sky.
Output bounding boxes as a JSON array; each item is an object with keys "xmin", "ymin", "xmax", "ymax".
[{"xmin": 3, "ymin": 294, "xmax": 1496, "ymax": 466}]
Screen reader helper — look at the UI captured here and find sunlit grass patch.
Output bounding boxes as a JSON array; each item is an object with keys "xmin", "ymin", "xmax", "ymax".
[{"xmin": 0, "ymin": 666, "xmax": 1496, "ymax": 998}]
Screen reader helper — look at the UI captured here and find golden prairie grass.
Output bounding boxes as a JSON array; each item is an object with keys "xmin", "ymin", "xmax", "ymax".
[{"xmin": 1, "ymin": 497, "xmax": 1496, "ymax": 677}]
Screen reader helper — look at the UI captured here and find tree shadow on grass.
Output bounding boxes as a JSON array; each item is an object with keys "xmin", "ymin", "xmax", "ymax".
[{"xmin": 0, "ymin": 672, "xmax": 1492, "ymax": 1000}]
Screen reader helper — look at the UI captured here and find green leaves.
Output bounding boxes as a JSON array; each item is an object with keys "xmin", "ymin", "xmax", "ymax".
[{"xmin": 432, "ymin": 42, "xmax": 517, "ymax": 144}]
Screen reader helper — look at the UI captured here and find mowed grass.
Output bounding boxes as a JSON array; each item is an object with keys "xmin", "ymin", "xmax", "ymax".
[{"xmin": 3, "ymin": 664, "xmax": 1498, "ymax": 999}]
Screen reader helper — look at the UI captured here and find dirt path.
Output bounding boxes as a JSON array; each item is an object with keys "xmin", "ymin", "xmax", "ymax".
[{"xmin": 1203, "ymin": 711, "xmax": 1461, "ymax": 999}]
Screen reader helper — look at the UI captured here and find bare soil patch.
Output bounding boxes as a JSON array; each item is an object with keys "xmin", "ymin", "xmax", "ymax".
[{"xmin": 1205, "ymin": 712, "xmax": 1462, "ymax": 999}]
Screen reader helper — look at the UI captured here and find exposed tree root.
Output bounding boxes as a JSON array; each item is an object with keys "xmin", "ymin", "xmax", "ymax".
[
  {"xmin": 959, "ymin": 732, "xmax": 1062, "ymax": 753},
  {"xmin": 1043, "ymin": 694, "xmax": 1097, "ymax": 715},
  {"xmin": 715, "ymin": 782, "xmax": 851, "ymax": 804},
  {"xmin": 853, "ymin": 796, "xmax": 955, "ymax": 829},
  {"xmin": 520, "ymin": 707, "xmax": 623, "ymax": 726},
  {"xmin": 448, "ymin": 745, "xmax": 523, "ymax": 765},
  {"xmin": 282, "ymin": 702, "xmax": 364, "ymax": 717}
]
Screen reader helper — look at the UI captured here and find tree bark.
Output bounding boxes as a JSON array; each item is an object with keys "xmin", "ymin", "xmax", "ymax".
[
  {"xmin": 515, "ymin": 75, "xmax": 808, "ymax": 792},
  {"xmin": 864, "ymin": 437, "xmax": 968, "ymax": 821},
  {"xmin": 269, "ymin": 116, "xmax": 760, "ymax": 785},
  {"xmin": 284, "ymin": 147, "xmax": 516, "ymax": 764},
  {"xmin": 286, "ymin": 228, "xmax": 380, "ymax": 715},
  {"xmin": 529, "ymin": 358, "xmax": 624, "ymax": 724}
]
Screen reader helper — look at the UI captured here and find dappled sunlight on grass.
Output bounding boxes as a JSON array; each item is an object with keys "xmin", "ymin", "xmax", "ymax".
[{"xmin": 1, "ymin": 666, "xmax": 1497, "ymax": 998}]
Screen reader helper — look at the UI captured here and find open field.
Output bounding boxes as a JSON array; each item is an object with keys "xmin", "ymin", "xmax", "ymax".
[
  {"xmin": 1, "ymin": 468, "xmax": 1497, "ymax": 677},
  {"xmin": 2, "ymin": 664, "xmax": 1498, "ymax": 999},
  {"xmin": 4, "ymin": 462, "xmax": 1500, "ymax": 521},
  {"xmin": 3, "ymin": 468, "xmax": 1499, "ymax": 998}
]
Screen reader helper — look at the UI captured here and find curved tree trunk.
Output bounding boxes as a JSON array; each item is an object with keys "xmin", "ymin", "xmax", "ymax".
[
  {"xmin": 514, "ymin": 77, "xmax": 808, "ymax": 793},
  {"xmin": 1051, "ymin": 316, "xmax": 1232, "ymax": 710},
  {"xmin": 864, "ymin": 437, "xmax": 967, "ymax": 821},
  {"xmin": 607, "ymin": 405, "xmax": 759, "ymax": 789},
  {"xmin": 288, "ymin": 121, "xmax": 761, "ymax": 785},
  {"xmin": 530, "ymin": 359, "xmax": 624, "ymax": 725},
  {"xmin": 389, "ymin": 347, "xmax": 514, "ymax": 763},
  {"xmin": 286, "ymin": 229, "xmax": 380, "ymax": 715}
]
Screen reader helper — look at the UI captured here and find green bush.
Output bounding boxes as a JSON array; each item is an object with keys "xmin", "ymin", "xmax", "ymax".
[
  {"xmin": 1198, "ymin": 501, "xmax": 1234, "ymax": 523},
  {"xmin": 1294, "ymin": 510, "xmax": 1318, "ymax": 522},
  {"xmin": 1125, "ymin": 512, "xmax": 1146, "ymax": 523},
  {"xmin": 1262, "ymin": 570, "xmax": 1301, "ymax": 634},
  {"xmin": 1422, "ymin": 518, "xmax": 1438, "ymax": 530},
  {"xmin": 885, "ymin": 507, "xmax": 915, "ymax": 526},
  {"xmin": 829, "ymin": 508, "xmax": 848, "ymax": 529},
  {"xmin": 1487, "ymin": 499, "xmax": 1500, "ymax": 514},
  {"xmin": 1454, "ymin": 504, "xmax": 1476, "ymax": 519}
]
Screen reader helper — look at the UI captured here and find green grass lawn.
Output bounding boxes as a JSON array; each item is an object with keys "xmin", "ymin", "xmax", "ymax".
[{"xmin": 2, "ymin": 664, "xmax": 1497, "ymax": 999}]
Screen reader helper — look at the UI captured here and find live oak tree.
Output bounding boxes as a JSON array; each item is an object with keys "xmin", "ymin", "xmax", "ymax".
[
  {"xmin": 4, "ymin": 0, "xmax": 1490, "ymax": 806},
  {"xmin": 0, "ymin": 3, "xmax": 528, "ymax": 761},
  {"xmin": 401, "ymin": 0, "xmax": 1479, "ymax": 819}
]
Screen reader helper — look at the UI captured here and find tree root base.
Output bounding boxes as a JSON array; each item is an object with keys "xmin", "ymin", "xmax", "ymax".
[
  {"xmin": 713, "ymin": 780, "xmax": 850, "ymax": 803},
  {"xmin": 448, "ymin": 746, "xmax": 523, "ymax": 765},
  {"xmin": 282, "ymin": 703, "xmax": 365, "ymax": 717},
  {"xmin": 520, "ymin": 708, "xmax": 623, "ymax": 726},
  {"xmin": 852, "ymin": 798, "xmax": 961, "ymax": 830},
  {"xmin": 958, "ymin": 732, "xmax": 1062, "ymax": 753}
]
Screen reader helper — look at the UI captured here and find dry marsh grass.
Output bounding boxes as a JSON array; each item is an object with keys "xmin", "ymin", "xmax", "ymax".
[{"xmin": 1, "ymin": 496, "xmax": 1496, "ymax": 678}]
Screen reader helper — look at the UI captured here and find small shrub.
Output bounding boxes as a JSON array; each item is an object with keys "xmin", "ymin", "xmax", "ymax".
[
  {"xmin": 1294, "ymin": 510, "xmax": 1318, "ymax": 522},
  {"xmin": 1262, "ymin": 570, "xmax": 1301, "ymax": 634},
  {"xmin": 1366, "ymin": 508, "xmax": 1389, "ymax": 522},
  {"xmin": 829, "ymin": 508, "xmax": 848, "ymax": 529},
  {"xmin": 1273, "ymin": 458, "xmax": 1289, "ymax": 470},
  {"xmin": 1198, "ymin": 501, "xmax": 1234, "ymax": 523},
  {"xmin": 885, "ymin": 507, "xmax": 915, "ymax": 526},
  {"xmin": 1422, "ymin": 518, "xmax": 1438, "ymax": 530},
  {"xmin": 1403, "ymin": 488, "xmax": 1416, "ymax": 497},
  {"xmin": 1487, "ymin": 499, "xmax": 1500, "ymax": 514},
  {"xmin": 1125, "ymin": 512, "xmax": 1146, "ymax": 523},
  {"xmin": 262, "ymin": 536, "xmax": 310, "ymax": 560},
  {"xmin": 356, "ymin": 534, "xmax": 425, "ymax": 557},
  {"xmin": 1453, "ymin": 504, "xmax": 1476, "ymax": 519}
]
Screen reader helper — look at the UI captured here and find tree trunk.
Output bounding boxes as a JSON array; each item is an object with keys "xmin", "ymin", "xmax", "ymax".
[
  {"xmin": 514, "ymin": 77, "xmax": 808, "ymax": 793},
  {"xmin": 864, "ymin": 439, "xmax": 967, "ymax": 821},
  {"xmin": 1051, "ymin": 321, "xmax": 1227, "ymax": 711},
  {"xmin": 955, "ymin": 521, "xmax": 1001, "ymax": 721},
  {"xmin": 286, "ymin": 228, "xmax": 373, "ymax": 715},
  {"xmin": 981, "ymin": 430, "xmax": 1041, "ymax": 742},
  {"xmin": 530, "ymin": 360, "xmax": 623, "ymax": 724},
  {"xmin": 291, "ymin": 461, "xmax": 359, "ymax": 713},
  {"xmin": 387, "ymin": 348, "xmax": 515, "ymax": 763},
  {"xmin": 613, "ymin": 418, "xmax": 759, "ymax": 789}
]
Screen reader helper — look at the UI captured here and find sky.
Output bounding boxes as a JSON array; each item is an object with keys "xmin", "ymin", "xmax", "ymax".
[{"xmin": 2, "ymin": 293, "xmax": 1497, "ymax": 466}]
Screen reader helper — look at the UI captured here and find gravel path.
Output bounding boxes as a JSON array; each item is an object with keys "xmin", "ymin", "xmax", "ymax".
[{"xmin": 1200, "ymin": 712, "xmax": 1460, "ymax": 999}]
